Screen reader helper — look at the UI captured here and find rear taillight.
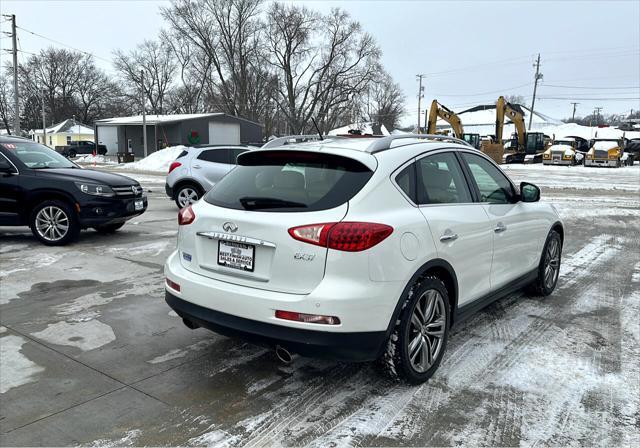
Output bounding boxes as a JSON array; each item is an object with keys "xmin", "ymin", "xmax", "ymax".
[
  {"xmin": 169, "ymin": 161, "xmax": 182, "ymax": 173},
  {"xmin": 178, "ymin": 205, "xmax": 195, "ymax": 225},
  {"xmin": 288, "ymin": 222, "xmax": 393, "ymax": 252},
  {"xmin": 275, "ymin": 310, "xmax": 341, "ymax": 325}
]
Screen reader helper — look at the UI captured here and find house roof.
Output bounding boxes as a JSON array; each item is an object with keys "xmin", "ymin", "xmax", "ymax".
[
  {"xmin": 30, "ymin": 119, "xmax": 94, "ymax": 135},
  {"xmin": 95, "ymin": 113, "xmax": 261, "ymax": 127}
]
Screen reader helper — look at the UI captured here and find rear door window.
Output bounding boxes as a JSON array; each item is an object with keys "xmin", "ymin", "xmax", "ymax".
[
  {"xmin": 205, "ymin": 150, "xmax": 373, "ymax": 212},
  {"xmin": 197, "ymin": 149, "xmax": 229, "ymax": 164},
  {"xmin": 416, "ymin": 152, "xmax": 472, "ymax": 204}
]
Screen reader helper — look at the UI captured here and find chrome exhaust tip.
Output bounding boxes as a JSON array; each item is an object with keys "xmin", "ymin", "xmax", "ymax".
[{"xmin": 275, "ymin": 345, "xmax": 294, "ymax": 364}]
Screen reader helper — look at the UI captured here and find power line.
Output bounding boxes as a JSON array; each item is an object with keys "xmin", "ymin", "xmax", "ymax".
[
  {"xmin": 539, "ymin": 97, "xmax": 640, "ymax": 101},
  {"xmin": 16, "ymin": 25, "xmax": 111, "ymax": 62},
  {"xmin": 430, "ymin": 82, "xmax": 533, "ymax": 98},
  {"xmin": 542, "ymin": 84, "xmax": 639, "ymax": 90}
]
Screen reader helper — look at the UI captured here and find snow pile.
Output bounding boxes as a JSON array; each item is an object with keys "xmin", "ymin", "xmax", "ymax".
[
  {"xmin": 118, "ymin": 145, "xmax": 186, "ymax": 173},
  {"xmin": 593, "ymin": 140, "xmax": 619, "ymax": 150},
  {"xmin": 74, "ymin": 154, "xmax": 117, "ymax": 165},
  {"xmin": 328, "ymin": 122, "xmax": 390, "ymax": 136}
]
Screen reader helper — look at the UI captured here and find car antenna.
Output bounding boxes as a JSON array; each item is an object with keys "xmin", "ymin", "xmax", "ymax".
[{"xmin": 311, "ymin": 118, "xmax": 323, "ymax": 141}]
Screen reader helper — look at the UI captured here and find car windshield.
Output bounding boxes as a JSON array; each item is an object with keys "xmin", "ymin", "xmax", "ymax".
[
  {"xmin": 204, "ymin": 150, "xmax": 373, "ymax": 212},
  {"xmin": 1, "ymin": 141, "xmax": 77, "ymax": 169}
]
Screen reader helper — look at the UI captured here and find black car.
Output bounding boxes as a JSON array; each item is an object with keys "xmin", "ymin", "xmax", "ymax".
[
  {"xmin": 0, "ymin": 136, "xmax": 147, "ymax": 245},
  {"xmin": 60, "ymin": 140, "xmax": 108, "ymax": 158}
]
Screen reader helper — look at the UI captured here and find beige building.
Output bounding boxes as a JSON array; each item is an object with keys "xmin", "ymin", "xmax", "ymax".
[{"xmin": 29, "ymin": 119, "xmax": 94, "ymax": 149}]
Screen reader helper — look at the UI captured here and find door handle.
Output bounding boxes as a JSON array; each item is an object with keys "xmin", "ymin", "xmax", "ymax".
[
  {"xmin": 440, "ymin": 233, "xmax": 458, "ymax": 242},
  {"xmin": 494, "ymin": 223, "xmax": 507, "ymax": 233},
  {"xmin": 192, "ymin": 164, "xmax": 201, "ymax": 169}
]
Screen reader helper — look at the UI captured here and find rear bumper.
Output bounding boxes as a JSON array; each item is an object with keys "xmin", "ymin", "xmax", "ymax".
[
  {"xmin": 165, "ymin": 291, "xmax": 386, "ymax": 361},
  {"xmin": 165, "ymin": 183, "xmax": 173, "ymax": 199}
]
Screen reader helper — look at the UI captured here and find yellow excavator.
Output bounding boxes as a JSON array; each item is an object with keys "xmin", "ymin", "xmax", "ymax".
[
  {"xmin": 483, "ymin": 96, "xmax": 547, "ymax": 164},
  {"xmin": 426, "ymin": 100, "xmax": 481, "ymax": 149}
]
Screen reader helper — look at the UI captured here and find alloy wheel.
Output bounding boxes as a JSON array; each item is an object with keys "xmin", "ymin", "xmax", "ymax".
[
  {"xmin": 35, "ymin": 206, "xmax": 70, "ymax": 242},
  {"xmin": 177, "ymin": 188, "xmax": 199, "ymax": 208},
  {"xmin": 544, "ymin": 237, "xmax": 561, "ymax": 289},
  {"xmin": 407, "ymin": 289, "xmax": 446, "ymax": 373}
]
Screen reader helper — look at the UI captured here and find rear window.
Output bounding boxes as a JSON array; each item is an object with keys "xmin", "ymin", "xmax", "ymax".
[{"xmin": 204, "ymin": 150, "xmax": 373, "ymax": 212}]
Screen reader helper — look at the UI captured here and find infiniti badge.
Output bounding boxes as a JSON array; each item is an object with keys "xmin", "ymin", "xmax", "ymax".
[{"xmin": 222, "ymin": 222, "xmax": 238, "ymax": 233}]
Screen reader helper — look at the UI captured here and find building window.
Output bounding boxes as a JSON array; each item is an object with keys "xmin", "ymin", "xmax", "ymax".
[
  {"xmin": 66, "ymin": 135, "xmax": 71, "ymax": 144},
  {"xmin": 49, "ymin": 136, "xmax": 52, "ymax": 146}
]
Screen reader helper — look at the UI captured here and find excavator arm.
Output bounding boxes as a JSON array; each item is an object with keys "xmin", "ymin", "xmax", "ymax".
[
  {"xmin": 496, "ymin": 96, "xmax": 526, "ymax": 149},
  {"xmin": 427, "ymin": 100, "xmax": 464, "ymax": 137}
]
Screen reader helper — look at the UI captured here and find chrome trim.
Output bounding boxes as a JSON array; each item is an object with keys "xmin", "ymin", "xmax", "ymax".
[
  {"xmin": 197, "ymin": 231, "xmax": 276, "ymax": 248},
  {"xmin": 0, "ymin": 152, "xmax": 19, "ymax": 174}
]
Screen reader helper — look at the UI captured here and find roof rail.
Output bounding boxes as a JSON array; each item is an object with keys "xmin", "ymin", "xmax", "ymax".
[
  {"xmin": 261, "ymin": 134, "xmax": 345, "ymax": 149},
  {"xmin": 366, "ymin": 134, "xmax": 473, "ymax": 154}
]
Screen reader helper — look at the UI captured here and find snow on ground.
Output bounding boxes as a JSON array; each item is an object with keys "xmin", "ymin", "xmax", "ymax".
[
  {"xmin": 0, "ymin": 334, "xmax": 45, "ymax": 394},
  {"xmin": 115, "ymin": 145, "xmax": 187, "ymax": 173},
  {"xmin": 502, "ymin": 164, "xmax": 640, "ymax": 192},
  {"xmin": 73, "ymin": 154, "xmax": 117, "ymax": 165}
]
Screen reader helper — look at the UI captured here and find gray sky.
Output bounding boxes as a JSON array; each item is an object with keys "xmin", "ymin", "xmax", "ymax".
[{"xmin": 1, "ymin": 0, "xmax": 638, "ymax": 126}]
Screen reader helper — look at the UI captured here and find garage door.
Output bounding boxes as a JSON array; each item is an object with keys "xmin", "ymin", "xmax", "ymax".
[
  {"xmin": 97, "ymin": 126, "xmax": 118, "ymax": 155},
  {"xmin": 208, "ymin": 122, "xmax": 240, "ymax": 145}
]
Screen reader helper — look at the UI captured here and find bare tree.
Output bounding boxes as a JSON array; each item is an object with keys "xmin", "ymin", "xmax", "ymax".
[
  {"xmin": 367, "ymin": 70, "xmax": 405, "ymax": 131},
  {"xmin": 0, "ymin": 75, "xmax": 13, "ymax": 133},
  {"xmin": 113, "ymin": 40, "xmax": 176, "ymax": 114},
  {"xmin": 265, "ymin": 4, "xmax": 381, "ymax": 134}
]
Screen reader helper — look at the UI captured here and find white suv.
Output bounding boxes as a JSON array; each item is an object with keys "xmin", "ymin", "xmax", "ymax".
[
  {"xmin": 164, "ymin": 135, "xmax": 563, "ymax": 383},
  {"xmin": 165, "ymin": 145, "xmax": 252, "ymax": 208}
]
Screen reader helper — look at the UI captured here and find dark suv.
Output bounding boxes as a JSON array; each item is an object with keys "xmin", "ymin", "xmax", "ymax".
[
  {"xmin": 0, "ymin": 136, "xmax": 147, "ymax": 245},
  {"xmin": 60, "ymin": 140, "xmax": 108, "ymax": 158}
]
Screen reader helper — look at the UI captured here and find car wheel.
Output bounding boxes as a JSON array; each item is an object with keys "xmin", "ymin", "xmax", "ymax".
[
  {"xmin": 93, "ymin": 222, "xmax": 126, "ymax": 234},
  {"xmin": 528, "ymin": 230, "xmax": 562, "ymax": 296},
  {"xmin": 98, "ymin": 148, "xmax": 107, "ymax": 156},
  {"xmin": 30, "ymin": 200, "xmax": 80, "ymax": 246},
  {"xmin": 68, "ymin": 150, "xmax": 76, "ymax": 158},
  {"xmin": 381, "ymin": 276, "xmax": 450, "ymax": 384},
  {"xmin": 175, "ymin": 184, "xmax": 201, "ymax": 208}
]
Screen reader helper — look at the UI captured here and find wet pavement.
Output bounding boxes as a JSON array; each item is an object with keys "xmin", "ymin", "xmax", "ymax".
[{"xmin": 1, "ymin": 166, "xmax": 638, "ymax": 446}]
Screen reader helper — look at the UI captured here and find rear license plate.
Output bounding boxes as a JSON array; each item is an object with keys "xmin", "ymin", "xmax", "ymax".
[
  {"xmin": 218, "ymin": 240, "xmax": 255, "ymax": 272},
  {"xmin": 134, "ymin": 200, "xmax": 144, "ymax": 211}
]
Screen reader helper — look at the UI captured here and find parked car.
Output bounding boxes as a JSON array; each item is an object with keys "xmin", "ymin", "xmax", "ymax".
[
  {"xmin": 0, "ymin": 136, "xmax": 147, "ymax": 245},
  {"xmin": 58, "ymin": 140, "xmax": 108, "ymax": 158},
  {"xmin": 164, "ymin": 134, "xmax": 563, "ymax": 384},
  {"xmin": 165, "ymin": 145, "xmax": 252, "ymax": 208}
]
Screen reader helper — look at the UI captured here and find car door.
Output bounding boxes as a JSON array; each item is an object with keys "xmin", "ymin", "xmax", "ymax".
[
  {"xmin": 0, "ymin": 151, "xmax": 21, "ymax": 225},
  {"xmin": 460, "ymin": 152, "xmax": 544, "ymax": 288},
  {"xmin": 415, "ymin": 151, "xmax": 494, "ymax": 306},
  {"xmin": 193, "ymin": 148, "xmax": 234, "ymax": 190}
]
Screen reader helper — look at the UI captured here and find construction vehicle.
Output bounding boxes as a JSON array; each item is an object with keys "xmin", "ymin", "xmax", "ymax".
[
  {"xmin": 494, "ymin": 96, "xmax": 547, "ymax": 164},
  {"xmin": 426, "ymin": 100, "xmax": 481, "ymax": 149},
  {"xmin": 542, "ymin": 136, "xmax": 589, "ymax": 165},
  {"xmin": 584, "ymin": 138, "xmax": 625, "ymax": 167}
]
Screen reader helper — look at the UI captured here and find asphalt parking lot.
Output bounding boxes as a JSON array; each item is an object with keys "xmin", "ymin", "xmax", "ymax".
[{"xmin": 1, "ymin": 165, "xmax": 639, "ymax": 446}]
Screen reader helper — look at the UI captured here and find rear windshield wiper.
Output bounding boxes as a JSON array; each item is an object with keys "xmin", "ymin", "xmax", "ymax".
[{"xmin": 238, "ymin": 196, "xmax": 307, "ymax": 210}]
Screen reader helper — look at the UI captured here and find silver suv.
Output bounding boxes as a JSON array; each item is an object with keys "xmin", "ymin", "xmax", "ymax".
[{"xmin": 165, "ymin": 145, "xmax": 252, "ymax": 208}]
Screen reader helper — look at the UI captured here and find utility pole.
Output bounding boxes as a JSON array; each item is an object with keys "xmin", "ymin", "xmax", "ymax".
[
  {"xmin": 528, "ymin": 53, "xmax": 543, "ymax": 131},
  {"xmin": 140, "ymin": 69, "xmax": 148, "ymax": 157},
  {"xmin": 594, "ymin": 107, "xmax": 603, "ymax": 126},
  {"xmin": 416, "ymin": 74, "xmax": 425, "ymax": 133},
  {"xmin": 570, "ymin": 102, "xmax": 579, "ymax": 121},
  {"xmin": 41, "ymin": 88, "xmax": 46, "ymax": 144},
  {"xmin": 7, "ymin": 14, "xmax": 20, "ymax": 135}
]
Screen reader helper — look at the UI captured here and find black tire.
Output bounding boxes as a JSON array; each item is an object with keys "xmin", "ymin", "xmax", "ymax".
[
  {"xmin": 93, "ymin": 222, "xmax": 126, "ymax": 234},
  {"xmin": 381, "ymin": 276, "xmax": 450, "ymax": 384},
  {"xmin": 174, "ymin": 183, "xmax": 202, "ymax": 209},
  {"xmin": 29, "ymin": 200, "xmax": 80, "ymax": 246},
  {"xmin": 528, "ymin": 230, "xmax": 562, "ymax": 296},
  {"xmin": 98, "ymin": 148, "xmax": 107, "ymax": 156},
  {"xmin": 68, "ymin": 150, "xmax": 76, "ymax": 158}
]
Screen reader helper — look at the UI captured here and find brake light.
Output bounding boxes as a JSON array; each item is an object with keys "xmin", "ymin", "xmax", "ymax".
[
  {"xmin": 275, "ymin": 310, "xmax": 341, "ymax": 325},
  {"xmin": 168, "ymin": 161, "xmax": 182, "ymax": 173},
  {"xmin": 288, "ymin": 222, "xmax": 393, "ymax": 252},
  {"xmin": 178, "ymin": 205, "xmax": 195, "ymax": 225}
]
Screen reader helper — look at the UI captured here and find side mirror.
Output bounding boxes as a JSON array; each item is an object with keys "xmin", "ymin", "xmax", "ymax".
[
  {"xmin": 0, "ymin": 159, "xmax": 15, "ymax": 174},
  {"xmin": 520, "ymin": 182, "xmax": 540, "ymax": 202}
]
